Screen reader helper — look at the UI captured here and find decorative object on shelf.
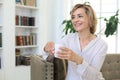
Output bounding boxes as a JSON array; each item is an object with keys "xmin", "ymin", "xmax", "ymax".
[
  {"xmin": 62, "ymin": 10, "xmax": 120, "ymax": 37},
  {"xmin": 16, "ymin": 0, "xmax": 21, "ymax": 4},
  {"xmin": 25, "ymin": 0, "xmax": 36, "ymax": 7},
  {"xmin": 20, "ymin": 0, "xmax": 36, "ymax": 7},
  {"xmin": 21, "ymin": 55, "xmax": 31, "ymax": 66}
]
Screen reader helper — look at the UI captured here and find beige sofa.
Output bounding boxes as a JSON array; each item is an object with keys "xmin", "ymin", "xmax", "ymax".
[
  {"xmin": 101, "ymin": 54, "xmax": 120, "ymax": 80},
  {"xmin": 31, "ymin": 54, "xmax": 120, "ymax": 80}
]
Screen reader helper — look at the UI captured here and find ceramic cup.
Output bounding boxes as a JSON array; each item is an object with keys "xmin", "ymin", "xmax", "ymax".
[{"xmin": 54, "ymin": 44, "xmax": 64, "ymax": 58}]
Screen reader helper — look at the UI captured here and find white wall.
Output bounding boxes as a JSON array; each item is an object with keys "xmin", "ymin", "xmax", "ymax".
[
  {"xmin": 2, "ymin": 0, "xmax": 15, "ymax": 80},
  {"xmin": 38, "ymin": 0, "xmax": 66, "ymax": 51},
  {"xmin": 39, "ymin": 0, "xmax": 83, "ymax": 44}
]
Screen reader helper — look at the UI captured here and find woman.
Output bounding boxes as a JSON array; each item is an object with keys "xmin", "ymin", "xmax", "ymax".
[{"xmin": 43, "ymin": 3, "xmax": 108, "ymax": 80}]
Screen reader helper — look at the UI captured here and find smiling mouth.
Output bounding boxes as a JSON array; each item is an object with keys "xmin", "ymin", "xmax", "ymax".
[{"xmin": 74, "ymin": 23, "xmax": 82, "ymax": 27}]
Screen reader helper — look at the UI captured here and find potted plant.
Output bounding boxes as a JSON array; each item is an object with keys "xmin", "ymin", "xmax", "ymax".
[
  {"xmin": 62, "ymin": 10, "xmax": 119, "ymax": 37},
  {"xmin": 62, "ymin": 19, "xmax": 75, "ymax": 35},
  {"xmin": 104, "ymin": 10, "xmax": 119, "ymax": 37}
]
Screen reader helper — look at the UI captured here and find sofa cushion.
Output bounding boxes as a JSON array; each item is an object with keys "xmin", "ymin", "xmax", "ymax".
[
  {"xmin": 101, "ymin": 54, "xmax": 120, "ymax": 80},
  {"xmin": 31, "ymin": 55, "xmax": 54, "ymax": 80}
]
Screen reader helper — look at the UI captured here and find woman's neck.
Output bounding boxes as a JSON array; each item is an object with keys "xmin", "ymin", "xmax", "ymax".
[
  {"xmin": 78, "ymin": 32, "xmax": 96, "ymax": 50},
  {"xmin": 78, "ymin": 32, "xmax": 94, "ymax": 41}
]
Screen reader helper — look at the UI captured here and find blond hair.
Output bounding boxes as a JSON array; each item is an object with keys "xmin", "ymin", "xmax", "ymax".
[{"xmin": 70, "ymin": 3, "xmax": 97, "ymax": 34}]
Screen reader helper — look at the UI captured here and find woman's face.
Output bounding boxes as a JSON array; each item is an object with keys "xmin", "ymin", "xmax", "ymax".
[{"xmin": 71, "ymin": 8, "xmax": 90, "ymax": 32}]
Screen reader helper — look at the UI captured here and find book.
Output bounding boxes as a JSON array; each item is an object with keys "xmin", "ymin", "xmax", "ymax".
[
  {"xmin": 16, "ymin": 36, "xmax": 23, "ymax": 46},
  {"xmin": 0, "ymin": 33, "xmax": 2, "ymax": 47},
  {"xmin": 28, "ymin": 17, "xmax": 35, "ymax": 26},
  {"xmin": 26, "ymin": 0, "xmax": 36, "ymax": 7},
  {"xmin": 16, "ymin": 55, "xmax": 21, "ymax": 66},
  {"xmin": 23, "ymin": 16, "xmax": 28, "ymax": 26},
  {"xmin": 30, "ymin": 33, "xmax": 37, "ymax": 45},
  {"xmin": 15, "ymin": 15, "xmax": 19, "ymax": 25}
]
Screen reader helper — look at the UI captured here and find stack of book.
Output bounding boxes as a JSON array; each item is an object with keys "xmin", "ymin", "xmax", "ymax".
[
  {"xmin": 16, "ymin": 49, "xmax": 32, "ymax": 66},
  {"xmin": 16, "ymin": 33, "xmax": 37, "ymax": 46},
  {"xmin": 16, "ymin": 49, "xmax": 21, "ymax": 66},
  {"xmin": 21, "ymin": 54, "xmax": 31, "ymax": 66},
  {"xmin": 16, "ymin": 15, "xmax": 35, "ymax": 26}
]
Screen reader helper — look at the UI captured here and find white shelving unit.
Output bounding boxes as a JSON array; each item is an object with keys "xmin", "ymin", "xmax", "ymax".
[
  {"xmin": 15, "ymin": 0, "xmax": 40, "ymax": 80},
  {"xmin": 0, "ymin": 0, "xmax": 40, "ymax": 80}
]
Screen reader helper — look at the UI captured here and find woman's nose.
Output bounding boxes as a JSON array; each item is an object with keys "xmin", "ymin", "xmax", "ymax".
[{"xmin": 73, "ymin": 17, "xmax": 79, "ymax": 22}]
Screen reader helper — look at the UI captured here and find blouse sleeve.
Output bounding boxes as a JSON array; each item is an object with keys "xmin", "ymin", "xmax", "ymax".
[{"xmin": 76, "ymin": 42, "xmax": 108, "ymax": 80}]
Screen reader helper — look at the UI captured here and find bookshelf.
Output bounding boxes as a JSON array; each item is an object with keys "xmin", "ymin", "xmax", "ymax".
[
  {"xmin": 15, "ymin": 0, "xmax": 40, "ymax": 80},
  {"xmin": 15, "ymin": 1, "xmax": 38, "ymax": 66},
  {"xmin": 0, "ymin": 0, "xmax": 40, "ymax": 80}
]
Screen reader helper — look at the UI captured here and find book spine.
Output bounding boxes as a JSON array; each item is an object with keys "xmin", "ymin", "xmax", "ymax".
[
  {"xmin": 28, "ymin": 17, "xmax": 35, "ymax": 26},
  {"xmin": 0, "ymin": 33, "xmax": 2, "ymax": 47},
  {"xmin": 26, "ymin": 0, "xmax": 36, "ymax": 7},
  {"xmin": 15, "ymin": 15, "xmax": 19, "ymax": 25}
]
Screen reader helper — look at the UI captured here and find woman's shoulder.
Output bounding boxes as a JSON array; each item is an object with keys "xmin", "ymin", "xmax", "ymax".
[{"xmin": 96, "ymin": 36, "xmax": 108, "ymax": 47}]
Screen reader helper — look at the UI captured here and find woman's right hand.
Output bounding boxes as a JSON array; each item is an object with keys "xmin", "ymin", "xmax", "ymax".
[{"xmin": 44, "ymin": 42, "xmax": 55, "ymax": 55}]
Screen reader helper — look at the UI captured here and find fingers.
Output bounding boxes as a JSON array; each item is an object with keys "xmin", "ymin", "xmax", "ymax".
[
  {"xmin": 44, "ymin": 42, "xmax": 55, "ymax": 54},
  {"xmin": 59, "ymin": 47, "xmax": 69, "ymax": 51},
  {"xmin": 56, "ymin": 48, "xmax": 72, "ymax": 60}
]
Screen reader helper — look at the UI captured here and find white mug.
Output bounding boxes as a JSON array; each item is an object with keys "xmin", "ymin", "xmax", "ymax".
[{"xmin": 54, "ymin": 44, "xmax": 64, "ymax": 58}]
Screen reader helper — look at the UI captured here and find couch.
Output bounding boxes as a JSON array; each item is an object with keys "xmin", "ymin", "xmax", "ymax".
[
  {"xmin": 31, "ymin": 54, "xmax": 120, "ymax": 80},
  {"xmin": 101, "ymin": 54, "xmax": 120, "ymax": 80}
]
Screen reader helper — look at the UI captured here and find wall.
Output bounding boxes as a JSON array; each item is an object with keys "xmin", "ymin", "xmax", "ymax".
[{"xmin": 38, "ymin": 0, "xmax": 65, "ymax": 53}]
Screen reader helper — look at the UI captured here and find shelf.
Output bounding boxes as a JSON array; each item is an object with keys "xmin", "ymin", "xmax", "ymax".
[
  {"xmin": 15, "ymin": 45, "xmax": 38, "ymax": 49},
  {"xmin": 16, "ymin": 4, "xmax": 38, "ymax": 10},
  {"xmin": 16, "ymin": 65, "xmax": 30, "ymax": 68},
  {"xmin": 16, "ymin": 26, "xmax": 38, "ymax": 29}
]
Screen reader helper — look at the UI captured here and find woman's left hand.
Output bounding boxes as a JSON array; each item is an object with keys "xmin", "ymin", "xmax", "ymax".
[{"xmin": 56, "ymin": 47, "xmax": 83, "ymax": 64}]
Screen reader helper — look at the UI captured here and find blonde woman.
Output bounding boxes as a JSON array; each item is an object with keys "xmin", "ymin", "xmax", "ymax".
[{"xmin": 43, "ymin": 3, "xmax": 108, "ymax": 80}]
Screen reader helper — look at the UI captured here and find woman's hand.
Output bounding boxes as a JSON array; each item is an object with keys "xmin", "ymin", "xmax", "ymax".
[
  {"xmin": 44, "ymin": 42, "xmax": 55, "ymax": 55},
  {"xmin": 57, "ymin": 47, "xmax": 83, "ymax": 64}
]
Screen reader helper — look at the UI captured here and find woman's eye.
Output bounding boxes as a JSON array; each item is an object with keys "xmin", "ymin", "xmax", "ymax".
[
  {"xmin": 78, "ymin": 15, "xmax": 83, "ymax": 18},
  {"xmin": 71, "ymin": 16, "xmax": 75, "ymax": 19}
]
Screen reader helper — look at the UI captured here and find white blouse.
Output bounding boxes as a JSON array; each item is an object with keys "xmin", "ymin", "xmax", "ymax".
[
  {"xmin": 59, "ymin": 32, "xmax": 108, "ymax": 80},
  {"xmin": 43, "ymin": 32, "xmax": 108, "ymax": 80}
]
